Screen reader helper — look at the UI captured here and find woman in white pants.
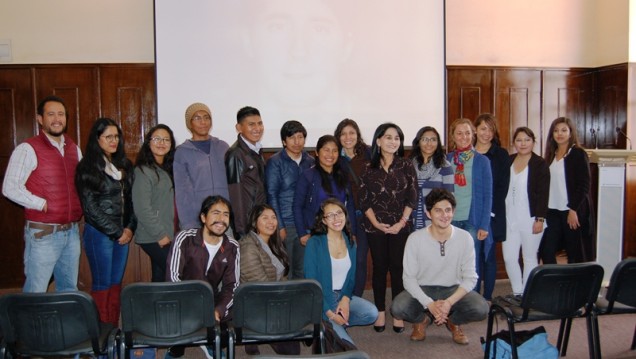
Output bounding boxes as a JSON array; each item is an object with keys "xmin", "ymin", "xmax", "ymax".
[{"xmin": 503, "ymin": 127, "xmax": 550, "ymax": 297}]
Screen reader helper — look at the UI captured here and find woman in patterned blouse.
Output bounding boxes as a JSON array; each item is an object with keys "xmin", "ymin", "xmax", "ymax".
[{"xmin": 359, "ymin": 123, "xmax": 417, "ymax": 334}]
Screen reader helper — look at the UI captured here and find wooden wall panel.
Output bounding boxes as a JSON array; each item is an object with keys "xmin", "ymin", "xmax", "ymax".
[
  {"xmin": 493, "ymin": 69, "xmax": 541, "ymax": 152},
  {"xmin": 595, "ymin": 65, "xmax": 628, "ymax": 149},
  {"xmin": 446, "ymin": 68, "xmax": 493, "ymax": 144},
  {"xmin": 0, "ymin": 68, "xmax": 35, "ymax": 288}
]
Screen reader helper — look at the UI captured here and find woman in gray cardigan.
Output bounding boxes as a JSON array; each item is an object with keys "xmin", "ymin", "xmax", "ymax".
[
  {"xmin": 132, "ymin": 124, "xmax": 176, "ymax": 282},
  {"xmin": 239, "ymin": 204, "xmax": 299, "ymax": 355}
]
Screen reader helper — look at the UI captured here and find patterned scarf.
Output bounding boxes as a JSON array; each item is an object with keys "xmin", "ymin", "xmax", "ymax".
[{"xmin": 452, "ymin": 146, "xmax": 474, "ymax": 187}]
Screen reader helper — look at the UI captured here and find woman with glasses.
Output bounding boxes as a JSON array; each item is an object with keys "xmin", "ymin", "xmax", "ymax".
[
  {"xmin": 132, "ymin": 124, "xmax": 176, "ymax": 283},
  {"xmin": 410, "ymin": 126, "xmax": 454, "ymax": 230},
  {"xmin": 359, "ymin": 123, "xmax": 417, "ymax": 334},
  {"xmin": 293, "ymin": 135, "xmax": 356, "ymax": 278},
  {"xmin": 304, "ymin": 198, "xmax": 378, "ymax": 346},
  {"xmin": 75, "ymin": 118, "xmax": 136, "ymax": 326}
]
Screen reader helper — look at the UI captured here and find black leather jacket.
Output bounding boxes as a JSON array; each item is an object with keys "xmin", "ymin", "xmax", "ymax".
[{"xmin": 77, "ymin": 172, "xmax": 137, "ymax": 239}]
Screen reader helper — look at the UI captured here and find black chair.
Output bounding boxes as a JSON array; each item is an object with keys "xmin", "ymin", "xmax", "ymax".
[
  {"xmin": 228, "ymin": 279, "xmax": 326, "ymax": 359},
  {"xmin": 0, "ymin": 291, "xmax": 118, "ymax": 358},
  {"xmin": 254, "ymin": 350, "xmax": 371, "ymax": 359},
  {"xmin": 484, "ymin": 263, "xmax": 604, "ymax": 359},
  {"xmin": 119, "ymin": 280, "xmax": 221, "ymax": 359},
  {"xmin": 593, "ymin": 258, "xmax": 636, "ymax": 355}
]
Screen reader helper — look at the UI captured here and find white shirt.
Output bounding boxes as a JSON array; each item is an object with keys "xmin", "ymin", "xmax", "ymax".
[
  {"xmin": 548, "ymin": 158, "xmax": 569, "ymax": 211},
  {"xmin": 204, "ymin": 240, "xmax": 222, "ymax": 272},
  {"xmin": 2, "ymin": 135, "xmax": 82, "ymax": 211},
  {"xmin": 330, "ymin": 251, "xmax": 351, "ymax": 291}
]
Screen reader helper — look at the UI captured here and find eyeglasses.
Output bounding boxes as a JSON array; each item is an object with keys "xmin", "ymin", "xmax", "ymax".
[
  {"xmin": 100, "ymin": 134, "xmax": 119, "ymax": 143},
  {"xmin": 192, "ymin": 115, "xmax": 211, "ymax": 122},
  {"xmin": 150, "ymin": 137, "xmax": 171, "ymax": 145},
  {"xmin": 420, "ymin": 137, "xmax": 438, "ymax": 143},
  {"xmin": 323, "ymin": 210, "xmax": 345, "ymax": 222}
]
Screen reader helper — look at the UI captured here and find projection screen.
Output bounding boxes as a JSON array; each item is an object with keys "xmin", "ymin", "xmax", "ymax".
[{"xmin": 155, "ymin": 0, "xmax": 445, "ymax": 148}]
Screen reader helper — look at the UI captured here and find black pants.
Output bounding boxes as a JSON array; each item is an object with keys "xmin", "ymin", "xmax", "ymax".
[
  {"xmin": 540, "ymin": 208, "xmax": 586, "ymax": 264},
  {"xmin": 138, "ymin": 242, "xmax": 170, "ymax": 282},
  {"xmin": 367, "ymin": 230, "xmax": 408, "ymax": 311}
]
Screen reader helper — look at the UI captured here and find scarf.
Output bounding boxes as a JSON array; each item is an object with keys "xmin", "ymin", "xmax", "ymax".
[{"xmin": 452, "ymin": 147, "xmax": 473, "ymax": 187}]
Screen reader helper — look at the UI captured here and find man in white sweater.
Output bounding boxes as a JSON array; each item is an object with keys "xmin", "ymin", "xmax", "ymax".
[{"xmin": 391, "ymin": 188, "xmax": 488, "ymax": 344}]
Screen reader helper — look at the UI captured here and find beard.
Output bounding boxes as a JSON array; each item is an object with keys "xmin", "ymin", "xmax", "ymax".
[{"xmin": 205, "ymin": 221, "xmax": 229, "ymax": 237}]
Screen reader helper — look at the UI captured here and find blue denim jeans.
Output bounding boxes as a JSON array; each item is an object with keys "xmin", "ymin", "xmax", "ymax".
[
  {"xmin": 326, "ymin": 291, "xmax": 378, "ymax": 344},
  {"xmin": 23, "ymin": 222, "xmax": 80, "ymax": 292},
  {"xmin": 83, "ymin": 223, "xmax": 129, "ymax": 291}
]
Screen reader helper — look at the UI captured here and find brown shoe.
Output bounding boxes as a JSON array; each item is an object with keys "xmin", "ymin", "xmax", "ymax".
[
  {"xmin": 445, "ymin": 320, "xmax": 469, "ymax": 345},
  {"xmin": 410, "ymin": 315, "xmax": 431, "ymax": 341}
]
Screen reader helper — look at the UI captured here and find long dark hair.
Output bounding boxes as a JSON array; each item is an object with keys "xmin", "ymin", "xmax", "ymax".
[
  {"xmin": 315, "ymin": 135, "xmax": 348, "ymax": 194},
  {"xmin": 135, "ymin": 124, "xmax": 176, "ymax": 183},
  {"xmin": 370, "ymin": 123, "xmax": 405, "ymax": 168},
  {"xmin": 544, "ymin": 117, "xmax": 581, "ymax": 164},
  {"xmin": 410, "ymin": 126, "xmax": 446, "ymax": 169},
  {"xmin": 334, "ymin": 118, "xmax": 369, "ymax": 158},
  {"xmin": 76, "ymin": 118, "xmax": 132, "ymax": 192},
  {"xmin": 246, "ymin": 204, "xmax": 290, "ymax": 276},
  {"xmin": 310, "ymin": 198, "xmax": 353, "ymax": 245}
]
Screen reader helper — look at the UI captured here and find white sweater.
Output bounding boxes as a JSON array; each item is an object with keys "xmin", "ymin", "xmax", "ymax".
[{"xmin": 402, "ymin": 226, "xmax": 478, "ymax": 307}]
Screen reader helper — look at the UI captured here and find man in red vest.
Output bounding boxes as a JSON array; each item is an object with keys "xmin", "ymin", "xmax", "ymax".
[{"xmin": 2, "ymin": 95, "xmax": 83, "ymax": 292}]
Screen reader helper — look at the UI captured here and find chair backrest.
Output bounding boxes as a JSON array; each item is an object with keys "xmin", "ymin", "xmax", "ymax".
[
  {"xmin": 0, "ymin": 291, "xmax": 103, "ymax": 355},
  {"xmin": 120, "ymin": 280, "xmax": 216, "ymax": 345},
  {"xmin": 232, "ymin": 279, "xmax": 323, "ymax": 342},
  {"xmin": 521, "ymin": 263, "xmax": 604, "ymax": 320},
  {"xmin": 604, "ymin": 258, "xmax": 636, "ymax": 310},
  {"xmin": 254, "ymin": 350, "xmax": 371, "ymax": 359}
]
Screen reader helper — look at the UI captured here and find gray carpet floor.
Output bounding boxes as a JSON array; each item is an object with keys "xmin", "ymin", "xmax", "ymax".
[{"xmin": 154, "ymin": 279, "xmax": 636, "ymax": 358}]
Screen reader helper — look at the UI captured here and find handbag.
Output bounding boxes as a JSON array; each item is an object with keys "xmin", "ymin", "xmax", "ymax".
[
  {"xmin": 481, "ymin": 326, "xmax": 558, "ymax": 359},
  {"xmin": 313, "ymin": 319, "xmax": 358, "ymax": 354}
]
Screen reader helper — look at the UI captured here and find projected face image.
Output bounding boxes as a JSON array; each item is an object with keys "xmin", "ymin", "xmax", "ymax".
[{"xmin": 245, "ymin": 0, "xmax": 352, "ymax": 107}]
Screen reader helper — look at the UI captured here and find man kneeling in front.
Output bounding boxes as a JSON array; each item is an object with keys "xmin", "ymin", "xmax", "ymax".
[{"xmin": 391, "ymin": 188, "xmax": 488, "ymax": 345}]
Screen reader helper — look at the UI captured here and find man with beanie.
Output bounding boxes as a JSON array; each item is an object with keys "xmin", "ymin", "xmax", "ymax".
[
  {"xmin": 224, "ymin": 106, "xmax": 266, "ymax": 237},
  {"xmin": 2, "ymin": 95, "xmax": 83, "ymax": 292},
  {"xmin": 174, "ymin": 102, "xmax": 230, "ymax": 231}
]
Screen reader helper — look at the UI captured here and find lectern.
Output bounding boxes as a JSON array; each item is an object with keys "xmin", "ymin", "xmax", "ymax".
[{"xmin": 586, "ymin": 149, "xmax": 636, "ymax": 284}]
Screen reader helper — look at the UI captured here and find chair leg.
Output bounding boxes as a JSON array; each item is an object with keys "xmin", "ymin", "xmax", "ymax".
[
  {"xmin": 507, "ymin": 319, "xmax": 518, "ymax": 359},
  {"xmin": 586, "ymin": 313, "xmax": 601, "ymax": 359},
  {"xmin": 483, "ymin": 307, "xmax": 496, "ymax": 359},
  {"xmin": 631, "ymin": 323, "xmax": 636, "ymax": 350},
  {"xmin": 557, "ymin": 318, "xmax": 573, "ymax": 356}
]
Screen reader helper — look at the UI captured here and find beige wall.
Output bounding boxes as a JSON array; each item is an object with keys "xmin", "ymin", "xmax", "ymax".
[
  {"xmin": 631, "ymin": 0, "xmax": 636, "ymax": 61},
  {"xmin": 0, "ymin": 0, "xmax": 154, "ymax": 63},
  {"xmin": 446, "ymin": 0, "xmax": 629, "ymax": 67}
]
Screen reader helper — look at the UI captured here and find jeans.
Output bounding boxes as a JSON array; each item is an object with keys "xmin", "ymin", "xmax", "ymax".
[
  {"xmin": 391, "ymin": 285, "xmax": 489, "ymax": 325},
  {"xmin": 353, "ymin": 212, "xmax": 369, "ymax": 297},
  {"xmin": 284, "ymin": 226, "xmax": 305, "ymax": 279},
  {"xmin": 452, "ymin": 220, "xmax": 496, "ymax": 300},
  {"xmin": 326, "ymin": 291, "xmax": 378, "ymax": 344},
  {"xmin": 23, "ymin": 221, "xmax": 80, "ymax": 292},
  {"xmin": 139, "ymin": 242, "xmax": 171, "ymax": 282},
  {"xmin": 83, "ymin": 223, "xmax": 129, "ymax": 290}
]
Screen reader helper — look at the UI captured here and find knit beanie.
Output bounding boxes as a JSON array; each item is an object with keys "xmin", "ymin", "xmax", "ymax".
[{"xmin": 184, "ymin": 103, "xmax": 211, "ymax": 131}]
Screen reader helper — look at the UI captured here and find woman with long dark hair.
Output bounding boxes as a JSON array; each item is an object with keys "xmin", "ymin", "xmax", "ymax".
[
  {"xmin": 410, "ymin": 126, "xmax": 454, "ymax": 230},
  {"xmin": 132, "ymin": 124, "xmax": 176, "ymax": 283},
  {"xmin": 304, "ymin": 198, "xmax": 378, "ymax": 346},
  {"xmin": 334, "ymin": 118, "xmax": 371, "ymax": 297},
  {"xmin": 504, "ymin": 127, "xmax": 550, "ymax": 297},
  {"xmin": 359, "ymin": 123, "xmax": 417, "ymax": 333},
  {"xmin": 239, "ymin": 203, "xmax": 299, "ymax": 355},
  {"xmin": 293, "ymin": 135, "xmax": 356, "ymax": 278},
  {"xmin": 541, "ymin": 117, "xmax": 593, "ymax": 263},
  {"xmin": 75, "ymin": 118, "xmax": 136, "ymax": 326}
]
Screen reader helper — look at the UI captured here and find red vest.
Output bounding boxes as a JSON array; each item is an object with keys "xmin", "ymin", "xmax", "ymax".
[{"xmin": 24, "ymin": 131, "xmax": 82, "ymax": 223}]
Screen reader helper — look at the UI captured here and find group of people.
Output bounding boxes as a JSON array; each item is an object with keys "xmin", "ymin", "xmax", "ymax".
[{"xmin": 2, "ymin": 94, "xmax": 594, "ymax": 356}]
